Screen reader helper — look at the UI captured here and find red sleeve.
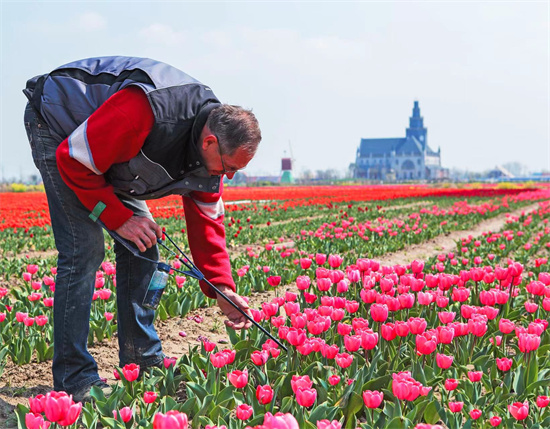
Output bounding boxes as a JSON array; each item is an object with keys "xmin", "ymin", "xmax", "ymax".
[
  {"xmin": 56, "ymin": 87, "xmax": 154, "ymax": 230},
  {"xmin": 183, "ymin": 179, "xmax": 235, "ymax": 299}
]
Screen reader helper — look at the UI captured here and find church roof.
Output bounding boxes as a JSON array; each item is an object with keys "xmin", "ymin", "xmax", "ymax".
[
  {"xmin": 396, "ymin": 136, "xmax": 423, "ymax": 155},
  {"xmin": 359, "ymin": 138, "xmax": 405, "ymax": 156}
]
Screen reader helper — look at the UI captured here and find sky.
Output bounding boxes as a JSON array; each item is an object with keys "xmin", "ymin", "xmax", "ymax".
[{"xmin": 0, "ymin": 1, "xmax": 549, "ymax": 181}]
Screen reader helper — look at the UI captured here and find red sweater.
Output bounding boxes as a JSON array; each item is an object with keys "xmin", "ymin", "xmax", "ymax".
[{"xmin": 56, "ymin": 87, "xmax": 234, "ymax": 298}]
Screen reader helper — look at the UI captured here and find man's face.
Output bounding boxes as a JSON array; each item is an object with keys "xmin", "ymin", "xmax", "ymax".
[{"xmin": 201, "ymin": 134, "xmax": 254, "ymax": 179}]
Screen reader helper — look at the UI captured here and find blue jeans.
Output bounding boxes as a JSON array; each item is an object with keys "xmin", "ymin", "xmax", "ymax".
[{"xmin": 24, "ymin": 103, "xmax": 164, "ymax": 393}]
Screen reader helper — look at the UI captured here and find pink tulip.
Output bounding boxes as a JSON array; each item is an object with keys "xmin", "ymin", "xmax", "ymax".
[
  {"xmin": 296, "ymin": 387, "xmax": 317, "ymax": 407},
  {"xmin": 362, "ymin": 390, "xmax": 383, "ymax": 408},
  {"xmin": 508, "ymin": 401, "xmax": 529, "ymax": 420},
  {"xmin": 262, "ymin": 412, "xmax": 300, "ymax": 429},
  {"xmin": 153, "ymin": 410, "xmax": 189, "ymax": 429},
  {"xmin": 236, "ymin": 404, "xmax": 253, "ymax": 420}
]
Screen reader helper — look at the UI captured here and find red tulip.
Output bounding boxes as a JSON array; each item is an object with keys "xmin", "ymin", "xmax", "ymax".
[
  {"xmin": 267, "ymin": 276, "xmax": 282, "ymax": 287},
  {"xmin": 408, "ymin": 317, "xmax": 427, "ymax": 335},
  {"xmin": 467, "ymin": 371, "xmax": 483, "ymax": 382},
  {"xmin": 536, "ymin": 396, "xmax": 550, "ymax": 408},
  {"xmin": 153, "ymin": 410, "xmax": 189, "ymax": 429},
  {"xmin": 300, "ymin": 258, "xmax": 312, "ymax": 269},
  {"xmin": 122, "ymin": 363, "xmax": 140, "ymax": 382},
  {"xmin": 436, "ymin": 353, "xmax": 453, "ymax": 369},
  {"xmin": 448, "ymin": 401, "xmax": 464, "ymax": 413},
  {"xmin": 328, "ymin": 254, "xmax": 343, "ymax": 268},
  {"xmin": 256, "ymin": 385, "xmax": 274, "ymax": 405},
  {"xmin": 444, "ymin": 378, "xmax": 459, "ymax": 391},
  {"xmin": 470, "ymin": 409, "xmax": 482, "ymax": 420},
  {"xmin": 416, "ymin": 332, "xmax": 438, "ymax": 355},
  {"xmin": 236, "ymin": 404, "xmax": 253, "ymax": 420},
  {"xmin": 360, "ymin": 330, "xmax": 378, "ymax": 350},
  {"xmin": 498, "ymin": 318, "xmax": 515, "ymax": 334},
  {"xmin": 262, "ymin": 412, "xmax": 299, "ymax": 429},
  {"xmin": 328, "ymin": 375, "xmax": 341, "ymax": 386},
  {"xmin": 29, "ymin": 395, "xmax": 45, "ymax": 414},
  {"xmin": 296, "ymin": 387, "xmax": 317, "ymax": 407},
  {"xmin": 344, "ymin": 334, "xmax": 362, "ymax": 352},
  {"xmin": 143, "ymin": 391, "xmax": 158, "ymax": 404},
  {"xmin": 496, "ymin": 357, "xmax": 513, "ymax": 372},
  {"xmin": 335, "ymin": 352, "xmax": 353, "ymax": 369},
  {"xmin": 25, "ymin": 413, "xmax": 49, "ymax": 429},
  {"xmin": 315, "ymin": 254, "xmax": 327, "ymax": 265},
  {"xmin": 518, "ymin": 333, "xmax": 541, "ymax": 353},
  {"xmin": 228, "ymin": 369, "xmax": 248, "ymax": 388},
  {"xmin": 296, "ymin": 276, "xmax": 311, "ymax": 290},
  {"xmin": 362, "ymin": 390, "xmax": 383, "ymax": 408},
  {"xmin": 114, "ymin": 407, "xmax": 133, "ymax": 423},
  {"xmin": 508, "ymin": 401, "xmax": 529, "ymax": 420},
  {"xmin": 316, "ymin": 420, "xmax": 342, "ymax": 429},
  {"xmin": 489, "ymin": 415, "xmax": 502, "ymax": 427},
  {"xmin": 370, "ymin": 304, "xmax": 388, "ymax": 322},
  {"xmin": 291, "ymin": 375, "xmax": 313, "ymax": 393}
]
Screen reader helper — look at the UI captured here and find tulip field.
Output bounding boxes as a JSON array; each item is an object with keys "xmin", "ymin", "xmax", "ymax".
[{"xmin": 1, "ymin": 183, "xmax": 550, "ymax": 429}]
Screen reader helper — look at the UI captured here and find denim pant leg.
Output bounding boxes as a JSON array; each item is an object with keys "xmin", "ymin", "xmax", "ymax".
[
  {"xmin": 24, "ymin": 104, "xmax": 105, "ymax": 393},
  {"xmin": 114, "ymin": 197, "xmax": 163, "ymax": 368}
]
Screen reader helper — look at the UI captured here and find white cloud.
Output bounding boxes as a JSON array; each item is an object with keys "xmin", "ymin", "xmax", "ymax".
[
  {"xmin": 75, "ymin": 12, "xmax": 107, "ymax": 31},
  {"xmin": 139, "ymin": 24, "xmax": 185, "ymax": 46}
]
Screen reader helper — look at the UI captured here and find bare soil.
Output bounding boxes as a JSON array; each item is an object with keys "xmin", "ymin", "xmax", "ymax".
[{"xmin": 0, "ymin": 202, "xmax": 541, "ymax": 426}]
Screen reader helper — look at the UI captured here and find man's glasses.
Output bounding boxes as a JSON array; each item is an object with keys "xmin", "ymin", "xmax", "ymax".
[{"xmin": 216, "ymin": 135, "xmax": 240, "ymax": 175}]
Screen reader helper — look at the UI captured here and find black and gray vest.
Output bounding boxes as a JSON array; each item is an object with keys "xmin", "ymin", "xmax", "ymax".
[{"xmin": 23, "ymin": 56, "xmax": 222, "ymax": 199}]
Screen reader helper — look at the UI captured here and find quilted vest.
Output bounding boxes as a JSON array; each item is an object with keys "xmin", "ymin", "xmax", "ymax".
[{"xmin": 23, "ymin": 56, "xmax": 222, "ymax": 199}]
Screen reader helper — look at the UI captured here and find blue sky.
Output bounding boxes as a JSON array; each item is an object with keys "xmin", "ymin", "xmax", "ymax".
[{"xmin": 1, "ymin": 1, "xmax": 548, "ymax": 180}]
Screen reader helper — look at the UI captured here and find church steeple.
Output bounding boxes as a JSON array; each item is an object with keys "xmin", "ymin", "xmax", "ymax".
[{"xmin": 405, "ymin": 100, "xmax": 427, "ymax": 146}]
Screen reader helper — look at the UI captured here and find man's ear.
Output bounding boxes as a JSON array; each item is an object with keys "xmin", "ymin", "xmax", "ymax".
[{"xmin": 201, "ymin": 134, "xmax": 217, "ymax": 151}]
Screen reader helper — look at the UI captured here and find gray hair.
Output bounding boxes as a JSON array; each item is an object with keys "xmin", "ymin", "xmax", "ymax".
[{"xmin": 206, "ymin": 104, "xmax": 261, "ymax": 156}]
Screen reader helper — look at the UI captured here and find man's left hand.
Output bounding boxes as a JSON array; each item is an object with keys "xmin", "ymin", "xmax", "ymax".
[{"xmin": 215, "ymin": 285, "xmax": 253, "ymax": 330}]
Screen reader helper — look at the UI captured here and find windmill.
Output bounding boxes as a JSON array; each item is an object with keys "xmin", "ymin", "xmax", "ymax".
[{"xmin": 280, "ymin": 140, "xmax": 295, "ymax": 184}]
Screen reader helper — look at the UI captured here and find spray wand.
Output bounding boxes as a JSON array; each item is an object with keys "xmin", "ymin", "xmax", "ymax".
[{"xmin": 100, "ymin": 223, "xmax": 288, "ymax": 352}]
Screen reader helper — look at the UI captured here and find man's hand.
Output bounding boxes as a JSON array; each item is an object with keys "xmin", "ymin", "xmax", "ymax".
[
  {"xmin": 115, "ymin": 216, "xmax": 162, "ymax": 252},
  {"xmin": 215, "ymin": 285, "xmax": 253, "ymax": 330}
]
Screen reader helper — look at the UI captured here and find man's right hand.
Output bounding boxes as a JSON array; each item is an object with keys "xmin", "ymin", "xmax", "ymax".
[{"xmin": 115, "ymin": 216, "xmax": 162, "ymax": 252}]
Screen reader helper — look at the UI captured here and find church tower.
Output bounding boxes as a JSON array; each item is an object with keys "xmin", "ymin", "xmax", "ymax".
[{"xmin": 405, "ymin": 100, "xmax": 427, "ymax": 147}]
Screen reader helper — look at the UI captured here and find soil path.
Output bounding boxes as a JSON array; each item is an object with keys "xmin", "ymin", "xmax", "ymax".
[
  {"xmin": 0, "ymin": 202, "xmax": 541, "ymax": 425},
  {"xmin": 375, "ymin": 202, "xmax": 539, "ymax": 266}
]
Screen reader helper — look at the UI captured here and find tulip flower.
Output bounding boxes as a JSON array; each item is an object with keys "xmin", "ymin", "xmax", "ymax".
[
  {"xmin": 508, "ymin": 401, "xmax": 529, "ymax": 420},
  {"xmin": 153, "ymin": 410, "xmax": 189, "ymax": 429},
  {"xmin": 236, "ymin": 404, "xmax": 253, "ymax": 420},
  {"xmin": 25, "ymin": 413, "xmax": 50, "ymax": 429},
  {"xmin": 489, "ymin": 415, "xmax": 502, "ymax": 427},
  {"xmin": 335, "ymin": 352, "xmax": 353, "ymax": 369},
  {"xmin": 228, "ymin": 369, "xmax": 248, "ymax": 389},
  {"xmin": 256, "ymin": 384, "xmax": 274, "ymax": 405},
  {"xmin": 113, "ymin": 407, "xmax": 133, "ymax": 423},
  {"xmin": 370, "ymin": 304, "xmax": 388, "ymax": 322},
  {"xmin": 469, "ymin": 409, "xmax": 482, "ymax": 420},
  {"xmin": 444, "ymin": 378, "xmax": 459, "ymax": 391},
  {"xmin": 296, "ymin": 387, "xmax": 317, "ymax": 407},
  {"xmin": 144, "ymin": 391, "xmax": 158, "ymax": 404},
  {"xmin": 449, "ymin": 401, "xmax": 464, "ymax": 413},
  {"xmin": 316, "ymin": 420, "xmax": 342, "ymax": 429},
  {"xmin": 122, "ymin": 363, "xmax": 140, "ymax": 382},
  {"xmin": 467, "ymin": 371, "xmax": 483, "ymax": 382},
  {"xmin": 536, "ymin": 396, "xmax": 549, "ymax": 408},
  {"xmin": 29, "ymin": 395, "xmax": 45, "ymax": 414},
  {"xmin": 436, "ymin": 353, "xmax": 453, "ymax": 369},
  {"xmin": 496, "ymin": 357, "xmax": 513, "ymax": 372},
  {"xmin": 328, "ymin": 375, "xmax": 341, "ymax": 386},
  {"xmin": 291, "ymin": 375, "xmax": 313, "ymax": 393},
  {"xmin": 262, "ymin": 412, "xmax": 299, "ymax": 429},
  {"xmin": 362, "ymin": 390, "xmax": 384, "ymax": 408}
]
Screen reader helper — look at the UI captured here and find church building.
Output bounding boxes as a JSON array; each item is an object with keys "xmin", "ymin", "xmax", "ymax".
[{"xmin": 354, "ymin": 101, "xmax": 446, "ymax": 181}]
